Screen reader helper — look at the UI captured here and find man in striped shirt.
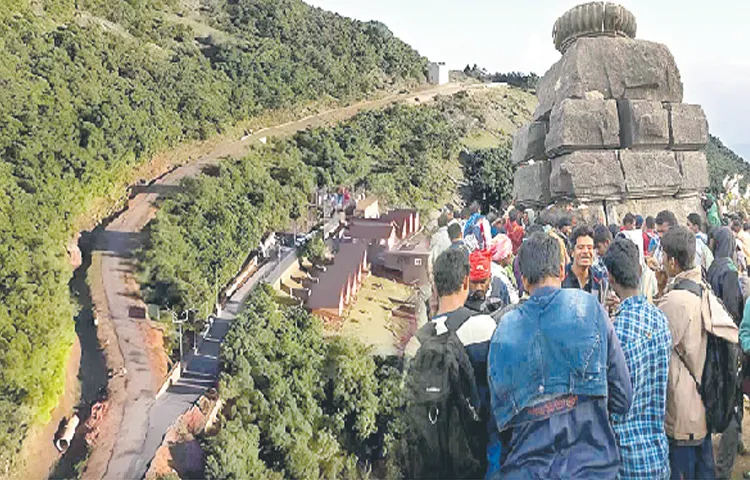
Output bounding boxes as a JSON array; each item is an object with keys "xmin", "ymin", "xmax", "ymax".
[{"xmin": 603, "ymin": 238, "xmax": 672, "ymax": 479}]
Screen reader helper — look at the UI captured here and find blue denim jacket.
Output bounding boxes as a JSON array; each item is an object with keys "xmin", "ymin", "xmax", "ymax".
[{"xmin": 488, "ymin": 286, "xmax": 631, "ymax": 431}]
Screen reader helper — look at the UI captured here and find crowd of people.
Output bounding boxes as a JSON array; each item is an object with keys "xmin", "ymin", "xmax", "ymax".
[{"xmin": 408, "ymin": 199, "xmax": 750, "ymax": 480}]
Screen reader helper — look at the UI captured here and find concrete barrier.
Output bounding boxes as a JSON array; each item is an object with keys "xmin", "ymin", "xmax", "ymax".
[{"xmin": 155, "ymin": 362, "xmax": 181, "ymax": 399}]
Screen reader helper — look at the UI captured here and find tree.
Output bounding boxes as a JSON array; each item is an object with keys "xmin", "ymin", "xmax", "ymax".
[
  {"xmin": 298, "ymin": 232, "xmax": 327, "ymax": 265},
  {"xmin": 462, "ymin": 142, "xmax": 515, "ymax": 212}
]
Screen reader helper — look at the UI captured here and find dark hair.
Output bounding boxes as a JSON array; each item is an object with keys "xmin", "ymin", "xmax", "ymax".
[
  {"xmin": 525, "ymin": 224, "xmax": 545, "ymax": 238},
  {"xmin": 602, "ymin": 238, "xmax": 641, "ymax": 289},
  {"xmin": 731, "ymin": 219, "xmax": 742, "ymax": 231},
  {"xmin": 608, "ymin": 224, "xmax": 620, "ymax": 237},
  {"xmin": 518, "ymin": 232, "xmax": 562, "ymax": 285},
  {"xmin": 486, "ymin": 211, "xmax": 498, "ymax": 224},
  {"xmin": 623, "ymin": 213, "xmax": 635, "ymax": 226},
  {"xmin": 655, "ymin": 210, "xmax": 677, "ymax": 228},
  {"xmin": 569, "ymin": 225, "xmax": 594, "ymax": 248},
  {"xmin": 661, "ymin": 226, "xmax": 695, "ymax": 270},
  {"xmin": 433, "ymin": 248, "xmax": 470, "ymax": 297},
  {"xmin": 556, "ymin": 214, "xmax": 572, "ymax": 230},
  {"xmin": 437, "ymin": 213, "xmax": 449, "ymax": 228},
  {"xmin": 469, "ymin": 201, "xmax": 481, "ymax": 214},
  {"xmin": 448, "ymin": 222, "xmax": 462, "ymax": 241},
  {"xmin": 744, "ymin": 222, "xmax": 750, "ymax": 232},
  {"xmin": 593, "ymin": 224, "xmax": 613, "ymax": 247},
  {"xmin": 687, "ymin": 213, "xmax": 702, "ymax": 230},
  {"xmin": 635, "ymin": 215, "xmax": 644, "ymax": 228},
  {"xmin": 645, "ymin": 216, "xmax": 655, "ymax": 230}
]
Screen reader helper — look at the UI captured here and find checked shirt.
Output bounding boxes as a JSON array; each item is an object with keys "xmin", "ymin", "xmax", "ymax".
[{"xmin": 611, "ymin": 295, "xmax": 673, "ymax": 479}]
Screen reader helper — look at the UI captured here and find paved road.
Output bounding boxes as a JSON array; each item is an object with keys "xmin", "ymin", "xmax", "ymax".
[
  {"xmin": 106, "ymin": 249, "xmax": 293, "ymax": 478},
  {"xmin": 94, "ymin": 82, "xmax": 479, "ymax": 479}
]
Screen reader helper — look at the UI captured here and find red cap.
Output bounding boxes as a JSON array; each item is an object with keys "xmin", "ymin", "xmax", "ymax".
[{"xmin": 469, "ymin": 249, "xmax": 492, "ymax": 282}]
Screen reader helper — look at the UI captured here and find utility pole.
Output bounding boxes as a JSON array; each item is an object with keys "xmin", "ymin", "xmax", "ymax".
[{"xmin": 171, "ymin": 309, "xmax": 185, "ymax": 364}]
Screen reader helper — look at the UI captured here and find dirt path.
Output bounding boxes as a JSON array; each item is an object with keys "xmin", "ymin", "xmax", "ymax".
[{"xmin": 83, "ymin": 82, "xmax": 479, "ymax": 479}]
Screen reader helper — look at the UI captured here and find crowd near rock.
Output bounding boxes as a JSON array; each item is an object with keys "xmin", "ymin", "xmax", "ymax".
[{"xmin": 407, "ymin": 195, "xmax": 749, "ymax": 479}]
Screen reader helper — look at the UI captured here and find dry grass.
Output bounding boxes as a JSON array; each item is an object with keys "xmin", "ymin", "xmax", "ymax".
[{"xmin": 333, "ymin": 275, "xmax": 412, "ymax": 357}]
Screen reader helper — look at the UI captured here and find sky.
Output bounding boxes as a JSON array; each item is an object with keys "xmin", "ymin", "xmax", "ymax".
[{"xmin": 306, "ymin": 0, "xmax": 750, "ymax": 160}]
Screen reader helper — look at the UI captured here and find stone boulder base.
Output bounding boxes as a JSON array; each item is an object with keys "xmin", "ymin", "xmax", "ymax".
[
  {"xmin": 668, "ymin": 103, "xmax": 709, "ymax": 150},
  {"xmin": 511, "ymin": 121, "xmax": 547, "ymax": 165},
  {"xmin": 535, "ymin": 37, "xmax": 683, "ymax": 120},
  {"xmin": 618, "ymin": 100, "xmax": 669, "ymax": 148},
  {"xmin": 620, "ymin": 150, "xmax": 681, "ymax": 198},
  {"xmin": 604, "ymin": 195, "xmax": 703, "ymax": 225},
  {"xmin": 675, "ymin": 151, "xmax": 709, "ymax": 195},
  {"xmin": 550, "ymin": 150, "xmax": 625, "ymax": 200},
  {"xmin": 545, "ymin": 99, "xmax": 620, "ymax": 157},
  {"xmin": 513, "ymin": 161, "xmax": 551, "ymax": 207}
]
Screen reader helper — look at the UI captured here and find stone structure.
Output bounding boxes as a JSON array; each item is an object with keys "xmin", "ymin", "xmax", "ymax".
[{"xmin": 513, "ymin": 2, "xmax": 709, "ymax": 223}]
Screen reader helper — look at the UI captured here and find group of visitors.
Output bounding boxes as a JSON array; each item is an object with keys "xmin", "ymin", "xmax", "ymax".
[{"xmin": 409, "ymin": 201, "xmax": 748, "ymax": 479}]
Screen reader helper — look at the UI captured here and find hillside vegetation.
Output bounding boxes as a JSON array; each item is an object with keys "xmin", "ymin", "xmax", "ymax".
[
  {"xmin": 706, "ymin": 135, "xmax": 750, "ymax": 193},
  {"xmin": 137, "ymin": 87, "xmax": 534, "ymax": 328},
  {"xmin": 0, "ymin": 0, "xmax": 425, "ymax": 470},
  {"xmin": 204, "ymin": 285, "xmax": 404, "ymax": 479}
]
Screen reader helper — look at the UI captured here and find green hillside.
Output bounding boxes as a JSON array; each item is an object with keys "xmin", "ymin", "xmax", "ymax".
[
  {"xmin": 0, "ymin": 0, "xmax": 425, "ymax": 470},
  {"xmin": 706, "ymin": 135, "xmax": 750, "ymax": 193}
]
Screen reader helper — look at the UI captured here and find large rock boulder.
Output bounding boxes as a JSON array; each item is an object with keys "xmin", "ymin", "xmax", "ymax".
[
  {"xmin": 511, "ymin": 121, "xmax": 547, "ymax": 165},
  {"xmin": 675, "ymin": 151, "xmax": 709, "ymax": 195},
  {"xmin": 513, "ymin": 161, "xmax": 551, "ymax": 207},
  {"xmin": 605, "ymin": 195, "xmax": 703, "ymax": 224},
  {"xmin": 535, "ymin": 37, "xmax": 683, "ymax": 120},
  {"xmin": 620, "ymin": 150, "xmax": 681, "ymax": 198},
  {"xmin": 667, "ymin": 103, "xmax": 709, "ymax": 150},
  {"xmin": 545, "ymin": 98, "xmax": 620, "ymax": 157},
  {"xmin": 550, "ymin": 151, "xmax": 625, "ymax": 200},
  {"xmin": 618, "ymin": 100, "xmax": 669, "ymax": 148}
]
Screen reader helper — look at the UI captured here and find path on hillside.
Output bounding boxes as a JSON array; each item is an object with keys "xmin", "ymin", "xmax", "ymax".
[{"xmin": 91, "ymin": 82, "xmax": 480, "ymax": 479}]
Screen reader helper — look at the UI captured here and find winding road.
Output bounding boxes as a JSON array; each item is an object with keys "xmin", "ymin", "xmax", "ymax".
[{"xmin": 91, "ymin": 82, "xmax": 479, "ymax": 479}]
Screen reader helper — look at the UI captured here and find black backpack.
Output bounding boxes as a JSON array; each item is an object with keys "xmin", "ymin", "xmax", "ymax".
[
  {"xmin": 673, "ymin": 279, "xmax": 742, "ymax": 433},
  {"xmin": 404, "ymin": 309, "xmax": 486, "ymax": 479}
]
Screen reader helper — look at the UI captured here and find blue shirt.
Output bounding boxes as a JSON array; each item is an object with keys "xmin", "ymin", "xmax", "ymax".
[
  {"xmin": 611, "ymin": 296, "xmax": 672, "ymax": 479},
  {"xmin": 487, "ymin": 287, "xmax": 632, "ymax": 478}
]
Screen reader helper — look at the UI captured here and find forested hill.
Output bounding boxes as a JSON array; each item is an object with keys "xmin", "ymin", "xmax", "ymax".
[
  {"xmin": 0, "ymin": 0, "xmax": 425, "ymax": 471},
  {"xmin": 706, "ymin": 135, "xmax": 750, "ymax": 193}
]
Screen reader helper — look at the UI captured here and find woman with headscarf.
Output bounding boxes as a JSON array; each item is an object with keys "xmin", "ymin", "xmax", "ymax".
[
  {"xmin": 489, "ymin": 234, "xmax": 519, "ymax": 307},
  {"xmin": 708, "ymin": 226, "xmax": 746, "ymax": 480},
  {"xmin": 708, "ymin": 227, "xmax": 744, "ymax": 324}
]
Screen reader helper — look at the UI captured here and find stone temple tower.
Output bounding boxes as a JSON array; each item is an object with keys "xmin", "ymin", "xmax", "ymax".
[{"xmin": 512, "ymin": 2, "xmax": 709, "ymax": 222}]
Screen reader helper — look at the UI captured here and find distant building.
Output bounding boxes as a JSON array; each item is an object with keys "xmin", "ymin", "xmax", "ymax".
[
  {"xmin": 306, "ymin": 242, "xmax": 369, "ymax": 320},
  {"xmin": 355, "ymin": 197, "xmax": 380, "ymax": 219},
  {"xmin": 384, "ymin": 235, "xmax": 430, "ymax": 285},
  {"xmin": 382, "ymin": 209, "xmax": 420, "ymax": 239},
  {"xmin": 428, "ymin": 62, "xmax": 449, "ymax": 85}
]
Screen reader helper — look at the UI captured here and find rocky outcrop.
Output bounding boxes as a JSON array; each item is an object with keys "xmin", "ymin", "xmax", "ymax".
[
  {"xmin": 514, "ymin": 161, "xmax": 551, "ymax": 207},
  {"xmin": 511, "ymin": 2, "xmax": 709, "ymax": 220},
  {"xmin": 545, "ymin": 99, "xmax": 620, "ymax": 156},
  {"xmin": 618, "ymin": 100, "xmax": 670, "ymax": 148},
  {"xmin": 667, "ymin": 103, "xmax": 709, "ymax": 150},
  {"xmin": 511, "ymin": 121, "xmax": 547, "ymax": 165},
  {"xmin": 550, "ymin": 151, "xmax": 625, "ymax": 200},
  {"xmin": 535, "ymin": 37, "xmax": 683, "ymax": 121}
]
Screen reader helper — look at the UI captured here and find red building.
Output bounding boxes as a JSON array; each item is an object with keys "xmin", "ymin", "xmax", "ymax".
[{"xmin": 306, "ymin": 242, "xmax": 369, "ymax": 320}]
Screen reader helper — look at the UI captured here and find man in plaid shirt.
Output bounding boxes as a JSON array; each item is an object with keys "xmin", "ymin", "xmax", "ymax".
[{"xmin": 603, "ymin": 238, "xmax": 672, "ymax": 479}]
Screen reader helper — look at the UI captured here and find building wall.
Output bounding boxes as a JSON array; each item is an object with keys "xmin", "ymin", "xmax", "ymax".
[{"xmin": 428, "ymin": 62, "xmax": 449, "ymax": 85}]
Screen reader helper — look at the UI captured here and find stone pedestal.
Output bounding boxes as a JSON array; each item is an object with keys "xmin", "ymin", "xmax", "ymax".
[{"xmin": 511, "ymin": 2, "xmax": 709, "ymax": 223}]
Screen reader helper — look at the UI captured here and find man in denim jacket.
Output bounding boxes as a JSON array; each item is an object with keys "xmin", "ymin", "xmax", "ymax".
[{"xmin": 487, "ymin": 232, "xmax": 633, "ymax": 478}]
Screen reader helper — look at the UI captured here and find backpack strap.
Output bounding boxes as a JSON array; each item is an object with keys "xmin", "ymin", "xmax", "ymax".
[
  {"xmin": 443, "ymin": 307, "xmax": 475, "ymax": 334},
  {"xmin": 673, "ymin": 278, "xmax": 703, "ymax": 298},
  {"xmin": 671, "ymin": 278, "xmax": 704, "ymax": 391}
]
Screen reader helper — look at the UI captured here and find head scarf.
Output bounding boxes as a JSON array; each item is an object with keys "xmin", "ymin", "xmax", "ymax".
[
  {"xmin": 490, "ymin": 234, "xmax": 513, "ymax": 263},
  {"xmin": 713, "ymin": 226, "xmax": 736, "ymax": 261},
  {"xmin": 469, "ymin": 249, "xmax": 492, "ymax": 282}
]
